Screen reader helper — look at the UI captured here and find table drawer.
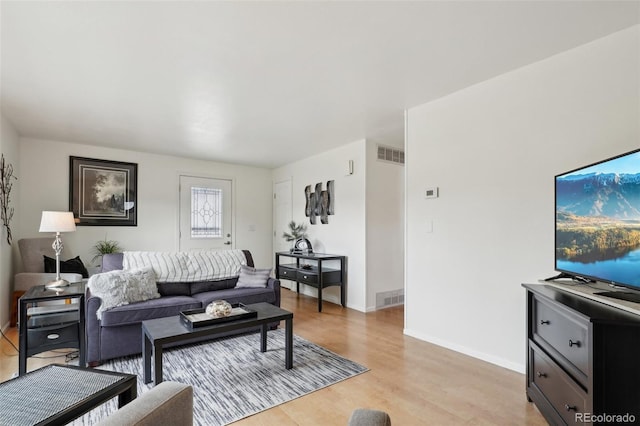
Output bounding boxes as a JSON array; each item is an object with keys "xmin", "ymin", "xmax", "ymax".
[
  {"xmin": 278, "ymin": 266, "xmax": 298, "ymax": 280},
  {"xmin": 533, "ymin": 296, "xmax": 589, "ymax": 382},
  {"xmin": 296, "ymin": 268, "xmax": 342, "ymax": 285},
  {"xmin": 297, "ymin": 270, "xmax": 318, "ymax": 284},
  {"xmin": 27, "ymin": 322, "xmax": 79, "ymax": 350},
  {"xmin": 531, "ymin": 344, "xmax": 588, "ymax": 425}
]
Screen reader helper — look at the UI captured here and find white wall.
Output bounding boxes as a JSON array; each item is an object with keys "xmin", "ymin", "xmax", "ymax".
[
  {"xmin": 405, "ymin": 26, "xmax": 640, "ymax": 372},
  {"xmin": 273, "ymin": 140, "xmax": 367, "ymax": 311},
  {"xmin": 366, "ymin": 140, "xmax": 404, "ymax": 311},
  {"xmin": 17, "ymin": 138, "xmax": 274, "ymax": 271},
  {"xmin": 0, "ymin": 114, "xmax": 20, "ymax": 328}
]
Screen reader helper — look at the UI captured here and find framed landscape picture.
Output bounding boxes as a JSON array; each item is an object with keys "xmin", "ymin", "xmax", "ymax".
[{"xmin": 69, "ymin": 156, "xmax": 138, "ymax": 226}]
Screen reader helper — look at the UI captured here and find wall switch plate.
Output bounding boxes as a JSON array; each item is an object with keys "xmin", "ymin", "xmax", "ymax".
[
  {"xmin": 425, "ymin": 187, "xmax": 439, "ymax": 199},
  {"xmin": 426, "ymin": 220, "xmax": 433, "ymax": 233}
]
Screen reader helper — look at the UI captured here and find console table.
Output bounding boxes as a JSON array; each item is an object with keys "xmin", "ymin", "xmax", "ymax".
[
  {"xmin": 523, "ymin": 283, "xmax": 640, "ymax": 424},
  {"xmin": 275, "ymin": 251, "xmax": 346, "ymax": 312},
  {"xmin": 18, "ymin": 282, "xmax": 86, "ymax": 374}
]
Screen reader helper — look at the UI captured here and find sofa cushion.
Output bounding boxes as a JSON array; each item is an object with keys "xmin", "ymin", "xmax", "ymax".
[
  {"xmin": 156, "ymin": 282, "xmax": 192, "ymax": 297},
  {"xmin": 88, "ymin": 267, "xmax": 161, "ymax": 319},
  {"xmin": 190, "ymin": 277, "xmax": 238, "ymax": 295},
  {"xmin": 236, "ymin": 265, "xmax": 271, "ymax": 288},
  {"xmin": 100, "ymin": 295, "xmax": 202, "ymax": 327},
  {"xmin": 192, "ymin": 287, "xmax": 277, "ymax": 307}
]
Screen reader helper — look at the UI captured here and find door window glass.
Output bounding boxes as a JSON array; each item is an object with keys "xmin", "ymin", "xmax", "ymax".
[{"xmin": 191, "ymin": 187, "xmax": 222, "ymax": 238}]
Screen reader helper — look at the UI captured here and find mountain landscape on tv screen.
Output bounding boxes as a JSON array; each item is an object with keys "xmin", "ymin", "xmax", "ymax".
[{"xmin": 556, "ymin": 172, "xmax": 640, "ymax": 264}]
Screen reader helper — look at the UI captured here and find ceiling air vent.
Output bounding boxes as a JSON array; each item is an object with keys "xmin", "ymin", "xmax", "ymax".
[{"xmin": 377, "ymin": 145, "xmax": 405, "ymax": 165}]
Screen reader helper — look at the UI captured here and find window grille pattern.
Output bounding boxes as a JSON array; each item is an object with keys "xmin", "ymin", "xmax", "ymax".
[{"xmin": 191, "ymin": 187, "xmax": 222, "ymax": 238}]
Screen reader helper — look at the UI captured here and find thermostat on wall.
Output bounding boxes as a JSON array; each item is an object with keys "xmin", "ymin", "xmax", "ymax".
[{"xmin": 425, "ymin": 187, "xmax": 439, "ymax": 199}]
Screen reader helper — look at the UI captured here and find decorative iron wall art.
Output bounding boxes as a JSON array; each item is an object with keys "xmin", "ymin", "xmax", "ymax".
[
  {"xmin": 0, "ymin": 154, "xmax": 17, "ymax": 245},
  {"xmin": 305, "ymin": 180, "xmax": 334, "ymax": 224}
]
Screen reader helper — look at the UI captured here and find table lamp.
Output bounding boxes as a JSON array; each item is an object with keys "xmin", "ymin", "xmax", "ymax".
[{"xmin": 39, "ymin": 211, "xmax": 76, "ymax": 288}]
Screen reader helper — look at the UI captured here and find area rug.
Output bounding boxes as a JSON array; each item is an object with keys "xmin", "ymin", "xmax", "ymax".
[{"xmin": 72, "ymin": 329, "xmax": 368, "ymax": 425}]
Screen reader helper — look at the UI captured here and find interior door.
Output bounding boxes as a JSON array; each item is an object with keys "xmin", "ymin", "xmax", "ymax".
[
  {"xmin": 179, "ymin": 175, "xmax": 232, "ymax": 251},
  {"xmin": 273, "ymin": 179, "xmax": 292, "ymax": 287}
]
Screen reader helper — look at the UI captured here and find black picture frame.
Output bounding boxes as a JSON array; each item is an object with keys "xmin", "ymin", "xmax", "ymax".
[{"xmin": 69, "ymin": 156, "xmax": 138, "ymax": 226}]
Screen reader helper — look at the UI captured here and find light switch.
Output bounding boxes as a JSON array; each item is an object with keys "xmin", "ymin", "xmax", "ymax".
[{"xmin": 426, "ymin": 220, "xmax": 433, "ymax": 233}]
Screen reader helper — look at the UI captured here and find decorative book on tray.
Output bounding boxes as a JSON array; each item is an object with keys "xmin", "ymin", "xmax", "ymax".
[{"xmin": 180, "ymin": 303, "xmax": 257, "ymax": 330}]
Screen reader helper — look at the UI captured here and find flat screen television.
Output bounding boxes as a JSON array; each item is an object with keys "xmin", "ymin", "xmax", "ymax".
[{"xmin": 554, "ymin": 148, "xmax": 640, "ymax": 303}]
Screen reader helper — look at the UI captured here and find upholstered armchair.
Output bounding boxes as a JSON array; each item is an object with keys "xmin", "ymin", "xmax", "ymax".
[{"xmin": 10, "ymin": 238, "xmax": 84, "ymax": 326}]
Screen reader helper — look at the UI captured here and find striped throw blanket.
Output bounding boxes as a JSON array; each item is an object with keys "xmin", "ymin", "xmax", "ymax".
[{"xmin": 123, "ymin": 250, "xmax": 247, "ymax": 283}]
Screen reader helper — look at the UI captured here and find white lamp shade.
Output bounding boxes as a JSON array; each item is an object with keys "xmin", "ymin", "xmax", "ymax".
[{"xmin": 39, "ymin": 211, "xmax": 77, "ymax": 233}]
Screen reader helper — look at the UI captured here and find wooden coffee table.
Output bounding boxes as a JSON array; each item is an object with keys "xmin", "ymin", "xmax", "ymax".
[
  {"xmin": 142, "ymin": 302, "xmax": 293, "ymax": 385},
  {"xmin": 0, "ymin": 364, "xmax": 136, "ymax": 425}
]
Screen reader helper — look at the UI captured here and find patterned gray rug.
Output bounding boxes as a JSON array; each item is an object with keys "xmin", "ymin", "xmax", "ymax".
[{"xmin": 72, "ymin": 329, "xmax": 368, "ymax": 425}]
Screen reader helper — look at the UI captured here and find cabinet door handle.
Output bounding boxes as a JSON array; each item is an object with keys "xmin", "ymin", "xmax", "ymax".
[
  {"xmin": 536, "ymin": 372, "xmax": 547, "ymax": 378},
  {"xmin": 565, "ymin": 404, "xmax": 577, "ymax": 412},
  {"xmin": 569, "ymin": 339, "xmax": 581, "ymax": 348},
  {"xmin": 539, "ymin": 320, "xmax": 550, "ymax": 325}
]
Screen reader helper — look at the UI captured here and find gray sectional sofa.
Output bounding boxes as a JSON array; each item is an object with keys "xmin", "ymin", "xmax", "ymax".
[{"xmin": 86, "ymin": 250, "xmax": 280, "ymax": 365}]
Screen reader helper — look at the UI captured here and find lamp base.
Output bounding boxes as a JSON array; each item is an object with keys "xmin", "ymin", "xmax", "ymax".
[{"xmin": 45, "ymin": 278, "xmax": 70, "ymax": 289}]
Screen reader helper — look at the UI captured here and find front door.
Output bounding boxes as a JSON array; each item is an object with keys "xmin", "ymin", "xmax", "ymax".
[{"xmin": 179, "ymin": 175, "xmax": 232, "ymax": 251}]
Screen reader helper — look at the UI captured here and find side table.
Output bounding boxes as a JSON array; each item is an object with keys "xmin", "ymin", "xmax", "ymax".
[
  {"xmin": 0, "ymin": 364, "xmax": 136, "ymax": 425},
  {"xmin": 18, "ymin": 282, "xmax": 86, "ymax": 375},
  {"xmin": 275, "ymin": 252, "xmax": 346, "ymax": 312}
]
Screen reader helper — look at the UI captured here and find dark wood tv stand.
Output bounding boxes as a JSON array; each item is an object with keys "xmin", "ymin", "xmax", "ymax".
[{"xmin": 522, "ymin": 284, "xmax": 640, "ymax": 425}]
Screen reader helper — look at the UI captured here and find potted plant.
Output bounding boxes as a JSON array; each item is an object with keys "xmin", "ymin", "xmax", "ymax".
[
  {"xmin": 91, "ymin": 237, "xmax": 122, "ymax": 266},
  {"xmin": 282, "ymin": 221, "xmax": 308, "ymax": 253}
]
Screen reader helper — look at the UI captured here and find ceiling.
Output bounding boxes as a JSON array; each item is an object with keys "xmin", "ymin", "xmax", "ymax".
[{"xmin": 2, "ymin": 1, "xmax": 639, "ymax": 168}]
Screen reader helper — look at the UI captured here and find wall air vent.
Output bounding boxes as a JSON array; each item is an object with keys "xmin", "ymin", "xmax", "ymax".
[
  {"xmin": 375, "ymin": 289, "xmax": 405, "ymax": 309},
  {"xmin": 377, "ymin": 145, "xmax": 405, "ymax": 165}
]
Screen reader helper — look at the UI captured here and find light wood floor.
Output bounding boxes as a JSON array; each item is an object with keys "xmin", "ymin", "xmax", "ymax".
[{"xmin": 1, "ymin": 289, "xmax": 547, "ymax": 425}]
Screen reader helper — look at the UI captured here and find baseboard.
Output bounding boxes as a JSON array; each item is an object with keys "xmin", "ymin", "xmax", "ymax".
[{"xmin": 403, "ymin": 327, "xmax": 525, "ymax": 374}]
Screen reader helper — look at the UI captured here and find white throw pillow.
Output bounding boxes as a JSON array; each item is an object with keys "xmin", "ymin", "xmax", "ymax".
[
  {"xmin": 235, "ymin": 265, "xmax": 271, "ymax": 288},
  {"xmin": 88, "ymin": 267, "xmax": 160, "ymax": 319}
]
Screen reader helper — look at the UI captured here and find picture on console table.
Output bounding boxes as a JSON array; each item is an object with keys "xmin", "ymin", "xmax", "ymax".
[{"xmin": 69, "ymin": 156, "xmax": 137, "ymax": 226}]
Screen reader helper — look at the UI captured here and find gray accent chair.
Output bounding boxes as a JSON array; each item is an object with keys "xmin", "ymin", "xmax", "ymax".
[
  {"xmin": 11, "ymin": 238, "xmax": 83, "ymax": 326},
  {"xmin": 349, "ymin": 408, "xmax": 392, "ymax": 426},
  {"xmin": 96, "ymin": 381, "xmax": 193, "ymax": 426}
]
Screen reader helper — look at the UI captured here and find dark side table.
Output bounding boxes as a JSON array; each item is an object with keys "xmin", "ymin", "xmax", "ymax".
[
  {"xmin": 275, "ymin": 252, "xmax": 346, "ymax": 312},
  {"xmin": 0, "ymin": 364, "xmax": 136, "ymax": 425},
  {"xmin": 18, "ymin": 282, "xmax": 86, "ymax": 375}
]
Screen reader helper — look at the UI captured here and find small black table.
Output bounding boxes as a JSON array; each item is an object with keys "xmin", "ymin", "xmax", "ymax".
[
  {"xmin": 18, "ymin": 282, "xmax": 86, "ymax": 375},
  {"xmin": 0, "ymin": 364, "xmax": 137, "ymax": 426},
  {"xmin": 142, "ymin": 302, "xmax": 294, "ymax": 385},
  {"xmin": 275, "ymin": 251, "xmax": 347, "ymax": 312}
]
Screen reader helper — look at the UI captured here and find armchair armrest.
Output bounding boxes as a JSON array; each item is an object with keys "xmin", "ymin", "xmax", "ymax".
[{"xmin": 95, "ymin": 381, "xmax": 193, "ymax": 426}]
